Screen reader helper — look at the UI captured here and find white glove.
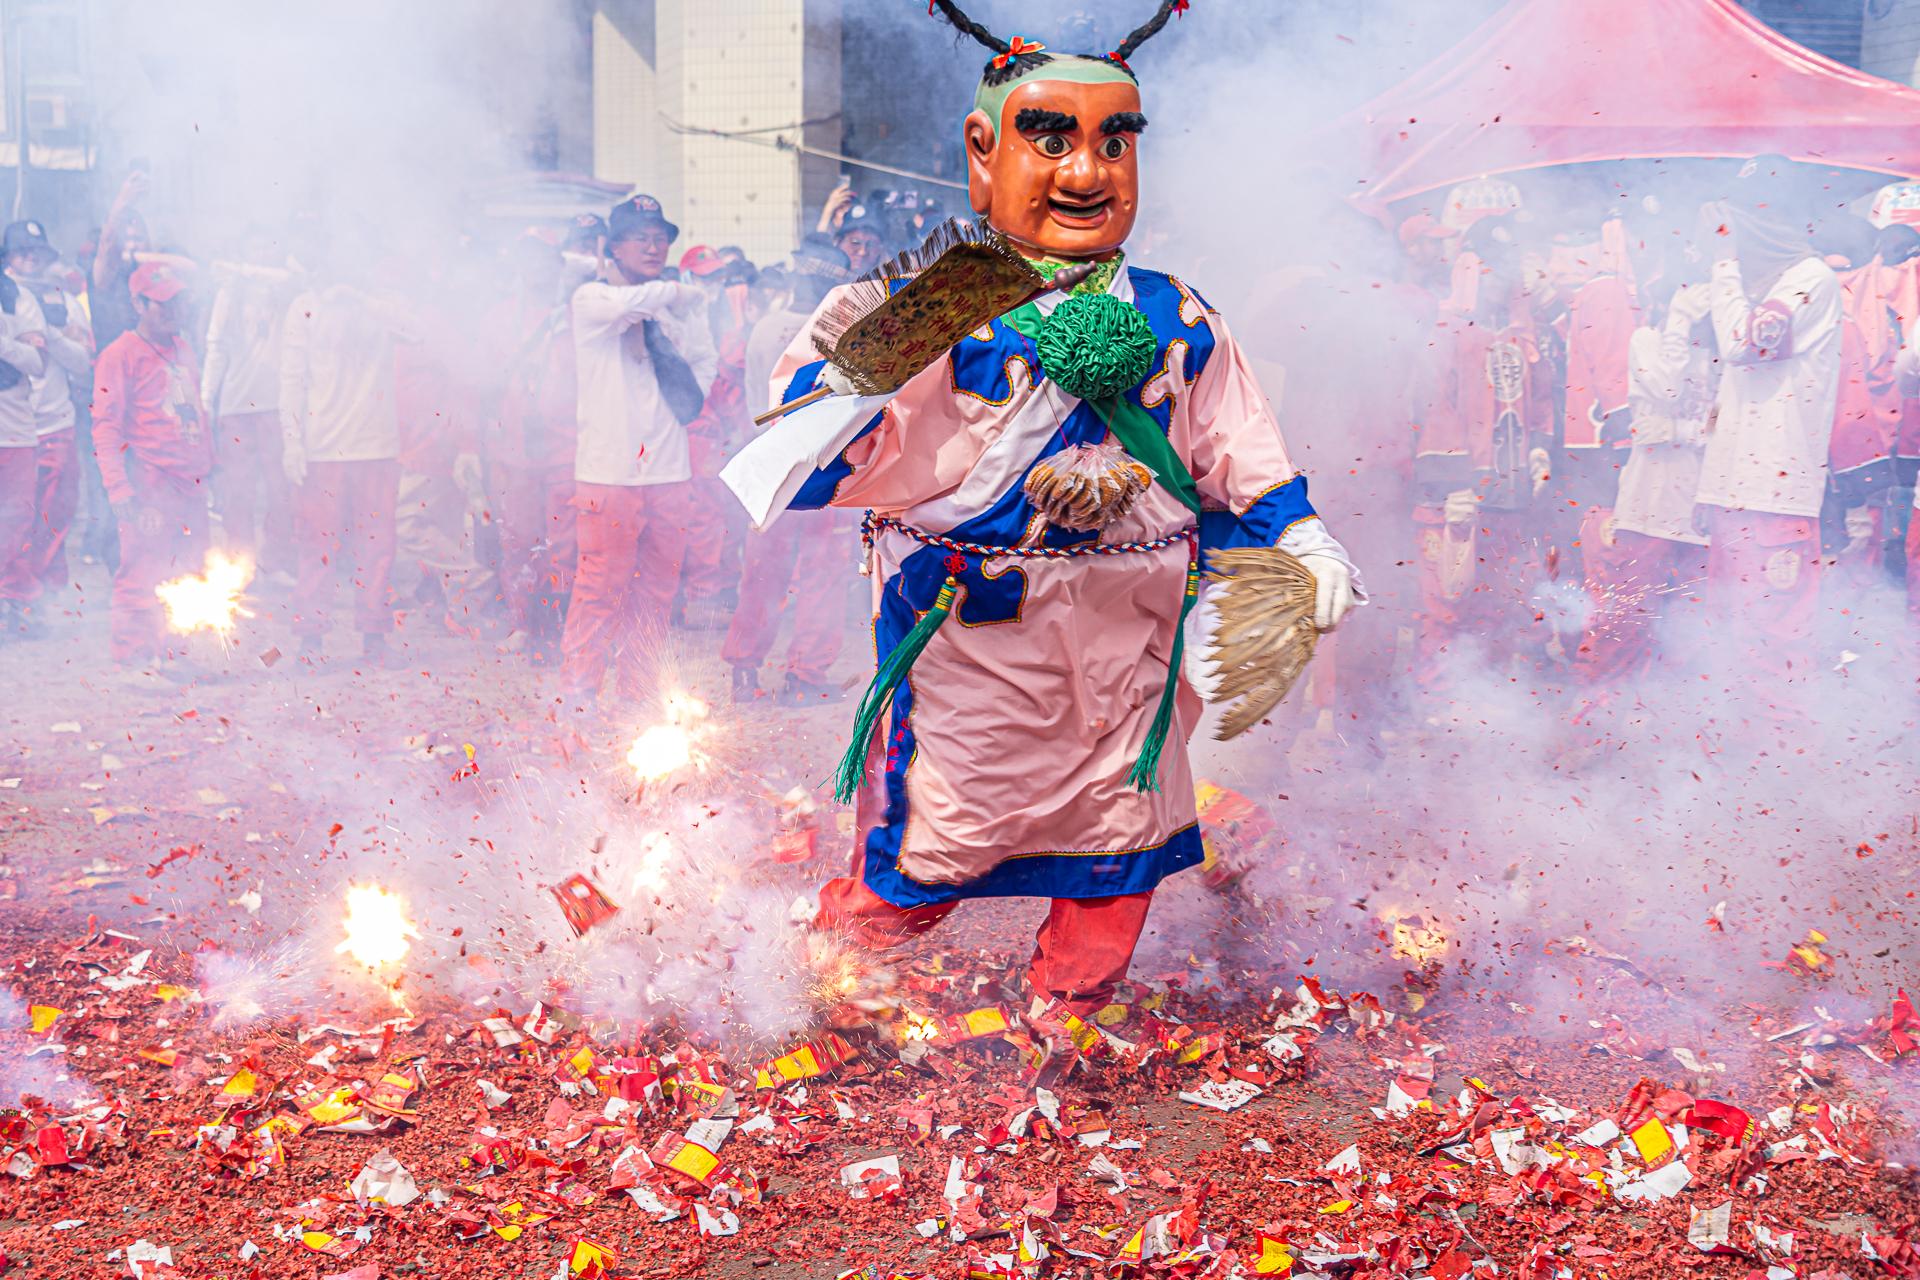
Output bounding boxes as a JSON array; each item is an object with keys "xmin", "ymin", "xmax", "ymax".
[
  {"xmin": 282, "ymin": 436, "xmax": 308, "ymax": 487},
  {"xmin": 1442, "ymin": 487, "xmax": 1479, "ymax": 525},
  {"xmin": 820, "ymin": 362, "xmax": 857, "ymax": 397},
  {"xmin": 1297, "ymin": 552, "xmax": 1355, "ymax": 631},
  {"xmin": 452, "ymin": 451, "xmax": 485, "ymax": 504},
  {"xmin": 1844, "ymin": 505, "xmax": 1875, "ymax": 550},
  {"xmin": 1529, "ymin": 446, "xmax": 1552, "ymax": 497},
  {"xmin": 1278, "ymin": 516, "xmax": 1366, "ymax": 632}
]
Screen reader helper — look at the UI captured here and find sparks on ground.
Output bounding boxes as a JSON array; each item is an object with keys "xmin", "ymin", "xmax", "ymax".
[
  {"xmin": 335, "ymin": 883, "xmax": 420, "ymax": 971},
  {"xmin": 155, "ymin": 549, "xmax": 256, "ymax": 635}
]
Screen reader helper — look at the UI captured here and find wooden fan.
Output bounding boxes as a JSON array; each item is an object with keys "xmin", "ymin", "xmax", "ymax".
[
  {"xmin": 1203, "ymin": 547, "xmax": 1320, "ymax": 741},
  {"xmin": 754, "ymin": 218, "xmax": 1092, "ymax": 425}
]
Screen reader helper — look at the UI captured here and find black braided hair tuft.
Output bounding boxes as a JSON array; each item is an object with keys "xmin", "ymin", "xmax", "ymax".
[
  {"xmin": 1114, "ymin": 0, "xmax": 1184, "ymax": 61},
  {"xmin": 928, "ymin": 0, "xmax": 1008, "ymax": 53}
]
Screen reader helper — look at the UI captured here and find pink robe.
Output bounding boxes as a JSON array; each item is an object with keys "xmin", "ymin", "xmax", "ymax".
[{"xmin": 724, "ymin": 264, "xmax": 1324, "ymax": 907}]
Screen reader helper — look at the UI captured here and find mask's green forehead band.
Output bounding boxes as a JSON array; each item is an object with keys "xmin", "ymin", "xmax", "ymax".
[{"xmin": 973, "ymin": 56, "xmax": 1139, "ymax": 127}]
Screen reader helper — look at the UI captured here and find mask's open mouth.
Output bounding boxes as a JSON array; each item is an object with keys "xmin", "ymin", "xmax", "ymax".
[{"xmin": 1047, "ymin": 196, "xmax": 1112, "ymax": 225}]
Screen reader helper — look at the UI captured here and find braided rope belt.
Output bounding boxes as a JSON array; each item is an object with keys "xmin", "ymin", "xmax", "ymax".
[{"xmin": 862, "ymin": 511, "xmax": 1195, "ymax": 561}]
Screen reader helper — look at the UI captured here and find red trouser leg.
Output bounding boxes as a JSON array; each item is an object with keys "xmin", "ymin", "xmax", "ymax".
[
  {"xmin": 0, "ymin": 446, "xmax": 36, "ymax": 603},
  {"xmin": 348, "ymin": 460, "xmax": 399, "ymax": 636},
  {"xmin": 719, "ymin": 517, "xmax": 800, "ymax": 671},
  {"xmin": 815, "ymin": 874, "xmax": 959, "ymax": 946},
  {"xmin": 676, "ymin": 475, "xmax": 732, "ymax": 607},
  {"xmin": 13, "ymin": 429, "xmax": 76, "ymax": 601},
  {"xmin": 291, "ymin": 462, "xmax": 349, "ymax": 638},
  {"xmin": 817, "ymin": 873, "xmax": 1154, "ymax": 1017},
  {"xmin": 1705, "ymin": 507, "xmax": 1822, "ymax": 710},
  {"xmin": 293, "ymin": 460, "xmax": 397, "ymax": 637},
  {"xmin": 213, "ymin": 411, "xmax": 285, "ymax": 562},
  {"xmin": 499, "ymin": 465, "xmax": 576, "ymax": 630},
  {"xmin": 1027, "ymin": 891, "xmax": 1155, "ymax": 1016},
  {"xmin": 561, "ymin": 482, "xmax": 692, "ymax": 702},
  {"xmin": 1573, "ymin": 514, "xmax": 1692, "ymax": 686},
  {"xmin": 612, "ymin": 482, "xmax": 692, "ymax": 702},
  {"xmin": 785, "ymin": 520, "xmax": 847, "ymax": 684},
  {"xmin": 1414, "ymin": 505, "xmax": 1540, "ymax": 687},
  {"xmin": 111, "ymin": 462, "xmax": 208, "ymax": 663}
]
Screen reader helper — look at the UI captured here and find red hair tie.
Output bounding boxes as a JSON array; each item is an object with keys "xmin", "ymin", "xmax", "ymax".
[{"xmin": 991, "ymin": 35, "xmax": 1046, "ymax": 69}]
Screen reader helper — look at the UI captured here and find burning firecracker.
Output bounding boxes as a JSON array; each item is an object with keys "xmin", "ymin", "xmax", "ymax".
[
  {"xmin": 335, "ymin": 884, "xmax": 419, "ymax": 971},
  {"xmin": 155, "ymin": 549, "xmax": 255, "ymax": 636}
]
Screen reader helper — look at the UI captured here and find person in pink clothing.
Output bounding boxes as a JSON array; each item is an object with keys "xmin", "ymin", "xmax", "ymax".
[
  {"xmin": 279, "ymin": 249, "xmax": 420, "ymax": 667},
  {"xmin": 721, "ymin": 237, "xmax": 853, "ymax": 703},
  {"xmin": 93, "ymin": 262, "xmax": 209, "ymax": 671},
  {"xmin": 724, "ymin": 4, "xmax": 1361, "ymax": 1049},
  {"xmin": 1691, "ymin": 158, "xmax": 1844, "ymax": 722}
]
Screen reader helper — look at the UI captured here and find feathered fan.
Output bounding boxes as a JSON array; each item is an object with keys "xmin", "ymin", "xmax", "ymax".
[
  {"xmin": 1204, "ymin": 547, "xmax": 1319, "ymax": 740},
  {"xmin": 754, "ymin": 218, "xmax": 1091, "ymax": 424}
]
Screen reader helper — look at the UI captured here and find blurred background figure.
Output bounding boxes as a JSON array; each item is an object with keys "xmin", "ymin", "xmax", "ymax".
[
  {"xmin": 92, "ymin": 262, "xmax": 204, "ymax": 678},
  {"xmin": 721, "ymin": 234, "xmax": 852, "ymax": 704},
  {"xmin": 0, "ymin": 220, "xmax": 92, "ymax": 637},
  {"xmin": 279, "ymin": 239, "xmax": 419, "ymax": 667},
  {"xmin": 202, "ymin": 228, "xmax": 298, "ymax": 583}
]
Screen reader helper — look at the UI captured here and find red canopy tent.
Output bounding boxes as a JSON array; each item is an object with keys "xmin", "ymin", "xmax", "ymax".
[{"xmin": 1352, "ymin": 0, "xmax": 1920, "ymax": 209}]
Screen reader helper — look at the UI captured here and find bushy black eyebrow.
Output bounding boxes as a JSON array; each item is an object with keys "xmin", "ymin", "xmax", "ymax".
[
  {"xmin": 1013, "ymin": 108, "xmax": 1078, "ymax": 134},
  {"xmin": 1102, "ymin": 111, "xmax": 1149, "ymax": 136}
]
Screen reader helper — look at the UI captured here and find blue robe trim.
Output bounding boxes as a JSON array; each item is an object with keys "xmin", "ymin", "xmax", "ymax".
[
  {"xmin": 782, "ymin": 357, "xmax": 886, "ymax": 510},
  {"xmin": 854, "ymin": 574, "xmax": 1205, "ymax": 908}
]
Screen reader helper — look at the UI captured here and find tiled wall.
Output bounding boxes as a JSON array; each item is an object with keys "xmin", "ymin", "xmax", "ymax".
[
  {"xmin": 1863, "ymin": 0, "xmax": 1920, "ymax": 84},
  {"xmin": 593, "ymin": 0, "xmax": 841, "ymax": 264}
]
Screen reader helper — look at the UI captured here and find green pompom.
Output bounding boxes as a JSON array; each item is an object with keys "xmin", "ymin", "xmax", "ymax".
[{"xmin": 1036, "ymin": 292, "xmax": 1157, "ymax": 402}]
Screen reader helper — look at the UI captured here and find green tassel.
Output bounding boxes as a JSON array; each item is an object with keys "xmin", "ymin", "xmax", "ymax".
[
  {"xmin": 832, "ymin": 576, "xmax": 959, "ymax": 803},
  {"xmin": 1129, "ymin": 554, "xmax": 1201, "ymax": 794}
]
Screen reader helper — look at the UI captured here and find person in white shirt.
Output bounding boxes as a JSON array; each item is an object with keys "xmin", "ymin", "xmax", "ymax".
[
  {"xmin": 280, "ymin": 248, "xmax": 421, "ymax": 667},
  {"xmin": 0, "ymin": 252, "xmax": 46, "ymax": 644},
  {"xmin": 1691, "ymin": 157, "xmax": 1843, "ymax": 716},
  {"xmin": 204, "ymin": 232, "xmax": 297, "ymax": 576},
  {"xmin": 1572, "ymin": 276, "xmax": 1715, "ymax": 699},
  {"xmin": 559, "ymin": 194, "xmax": 716, "ymax": 712},
  {"xmin": 0, "ymin": 220, "xmax": 89, "ymax": 636}
]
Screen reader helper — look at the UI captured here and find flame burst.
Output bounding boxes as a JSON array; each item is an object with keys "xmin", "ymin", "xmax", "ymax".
[
  {"xmin": 626, "ymin": 692, "xmax": 711, "ymax": 784},
  {"xmin": 1383, "ymin": 908, "xmax": 1450, "ymax": 964},
  {"xmin": 155, "ymin": 550, "xmax": 255, "ymax": 636},
  {"xmin": 335, "ymin": 884, "xmax": 420, "ymax": 971}
]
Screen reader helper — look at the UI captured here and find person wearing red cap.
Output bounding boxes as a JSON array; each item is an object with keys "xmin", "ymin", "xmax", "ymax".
[
  {"xmin": 560, "ymin": 195, "xmax": 716, "ymax": 717},
  {"xmin": 91, "ymin": 261, "xmax": 210, "ymax": 671}
]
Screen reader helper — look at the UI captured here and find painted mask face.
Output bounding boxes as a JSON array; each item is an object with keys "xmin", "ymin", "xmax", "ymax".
[{"xmin": 965, "ymin": 74, "xmax": 1144, "ymax": 260}]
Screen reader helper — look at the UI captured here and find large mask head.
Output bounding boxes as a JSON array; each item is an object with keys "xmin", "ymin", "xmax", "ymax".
[
  {"xmin": 932, "ymin": 2, "xmax": 1185, "ymax": 261},
  {"xmin": 964, "ymin": 56, "xmax": 1145, "ymax": 260}
]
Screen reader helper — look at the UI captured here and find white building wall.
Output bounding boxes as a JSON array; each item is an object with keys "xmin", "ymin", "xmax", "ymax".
[
  {"xmin": 1863, "ymin": 0, "xmax": 1920, "ymax": 85},
  {"xmin": 593, "ymin": 0, "xmax": 840, "ymax": 264}
]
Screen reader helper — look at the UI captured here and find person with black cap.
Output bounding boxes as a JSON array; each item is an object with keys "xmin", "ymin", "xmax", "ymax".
[
  {"xmin": 720, "ymin": 236, "xmax": 853, "ymax": 703},
  {"xmin": 832, "ymin": 201, "xmax": 889, "ymax": 278},
  {"xmin": 0, "ymin": 219, "xmax": 90, "ymax": 636},
  {"xmin": 560, "ymin": 193, "xmax": 716, "ymax": 717},
  {"xmin": 1692, "ymin": 157, "xmax": 1844, "ymax": 722}
]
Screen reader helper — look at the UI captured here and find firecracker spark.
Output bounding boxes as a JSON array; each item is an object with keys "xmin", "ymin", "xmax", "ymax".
[{"xmin": 155, "ymin": 549, "xmax": 255, "ymax": 636}]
